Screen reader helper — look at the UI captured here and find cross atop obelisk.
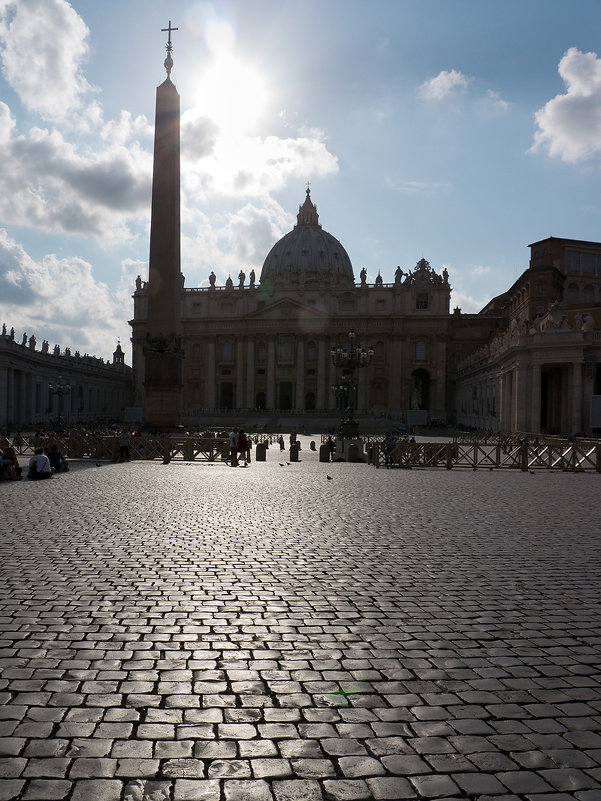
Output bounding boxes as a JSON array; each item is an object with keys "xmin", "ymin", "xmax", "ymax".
[{"xmin": 161, "ymin": 20, "xmax": 178, "ymax": 77}]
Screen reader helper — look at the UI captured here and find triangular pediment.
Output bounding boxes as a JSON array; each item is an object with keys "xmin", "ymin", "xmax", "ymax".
[{"xmin": 246, "ymin": 296, "xmax": 328, "ymax": 320}]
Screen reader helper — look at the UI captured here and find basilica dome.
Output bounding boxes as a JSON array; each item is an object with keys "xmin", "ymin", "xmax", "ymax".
[{"xmin": 260, "ymin": 189, "xmax": 355, "ymax": 289}]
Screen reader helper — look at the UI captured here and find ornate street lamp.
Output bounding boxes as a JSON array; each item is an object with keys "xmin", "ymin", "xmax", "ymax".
[
  {"xmin": 48, "ymin": 374, "xmax": 71, "ymax": 428},
  {"xmin": 330, "ymin": 329, "xmax": 374, "ymax": 437}
]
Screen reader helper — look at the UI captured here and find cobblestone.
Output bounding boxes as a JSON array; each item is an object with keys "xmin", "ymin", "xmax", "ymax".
[{"xmin": 1, "ymin": 450, "xmax": 601, "ymax": 799}]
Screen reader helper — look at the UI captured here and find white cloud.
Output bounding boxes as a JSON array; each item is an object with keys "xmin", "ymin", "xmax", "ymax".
[
  {"xmin": 450, "ymin": 288, "xmax": 489, "ymax": 314},
  {"xmin": 181, "ymin": 198, "xmax": 291, "ymax": 287},
  {"xmin": 419, "ymin": 69, "xmax": 470, "ymax": 101},
  {"xmin": 486, "ymin": 90, "xmax": 509, "ymax": 113},
  {"xmin": 471, "ymin": 265, "xmax": 492, "ymax": 277},
  {"xmin": 384, "ymin": 175, "xmax": 450, "ymax": 194},
  {"xmin": 0, "ymin": 0, "xmax": 94, "ymax": 122},
  {"xmin": 0, "ymin": 228, "xmax": 134, "ymax": 358},
  {"xmin": 0, "ymin": 113, "xmax": 152, "ymax": 241},
  {"xmin": 533, "ymin": 47, "xmax": 601, "ymax": 162}
]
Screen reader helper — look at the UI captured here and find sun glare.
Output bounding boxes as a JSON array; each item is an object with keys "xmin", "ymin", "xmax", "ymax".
[
  {"xmin": 200, "ymin": 54, "xmax": 269, "ymax": 134},
  {"xmin": 184, "ymin": 18, "xmax": 270, "ymax": 135}
]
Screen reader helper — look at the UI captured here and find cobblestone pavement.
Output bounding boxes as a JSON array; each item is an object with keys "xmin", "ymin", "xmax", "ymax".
[{"xmin": 1, "ymin": 441, "xmax": 601, "ymax": 801}]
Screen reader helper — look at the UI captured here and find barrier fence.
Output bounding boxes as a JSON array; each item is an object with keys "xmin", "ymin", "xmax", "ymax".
[
  {"xmin": 368, "ymin": 440, "xmax": 601, "ymax": 472},
  {"xmin": 6, "ymin": 432, "xmax": 600, "ymax": 472}
]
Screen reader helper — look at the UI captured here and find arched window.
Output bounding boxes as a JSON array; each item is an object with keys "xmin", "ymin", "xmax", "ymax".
[{"xmin": 567, "ymin": 283, "xmax": 579, "ymax": 304}]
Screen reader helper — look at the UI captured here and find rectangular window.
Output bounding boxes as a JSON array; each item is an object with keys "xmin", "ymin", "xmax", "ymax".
[{"xmin": 416, "ymin": 293, "xmax": 428, "ymax": 309}]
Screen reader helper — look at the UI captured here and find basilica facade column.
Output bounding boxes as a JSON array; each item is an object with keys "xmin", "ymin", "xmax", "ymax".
[
  {"xmin": 207, "ymin": 338, "xmax": 216, "ymax": 409},
  {"xmin": 316, "ymin": 337, "xmax": 327, "ymax": 409},
  {"xmin": 295, "ymin": 337, "xmax": 304, "ymax": 409},
  {"xmin": 267, "ymin": 337, "xmax": 276, "ymax": 409},
  {"xmin": 236, "ymin": 339, "xmax": 244, "ymax": 409},
  {"xmin": 246, "ymin": 337, "xmax": 255, "ymax": 408},
  {"xmin": 388, "ymin": 335, "xmax": 402, "ymax": 413}
]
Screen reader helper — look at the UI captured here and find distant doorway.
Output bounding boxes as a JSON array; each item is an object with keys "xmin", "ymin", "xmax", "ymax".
[
  {"xmin": 279, "ymin": 382, "xmax": 293, "ymax": 411},
  {"xmin": 305, "ymin": 391, "xmax": 316, "ymax": 411},
  {"xmin": 255, "ymin": 391, "xmax": 266, "ymax": 410},
  {"xmin": 220, "ymin": 382, "xmax": 234, "ymax": 410}
]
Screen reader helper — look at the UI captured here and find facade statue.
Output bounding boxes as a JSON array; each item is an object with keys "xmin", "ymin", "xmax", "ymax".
[
  {"xmin": 1, "ymin": 323, "xmax": 5, "ymax": 336},
  {"xmin": 410, "ymin": 379, "xmax": 423, "ymax": 410},
  {"xmin": 10, "ymin": 327, "xmax": 14, "ymax": 339},
  {"xmin": 238, "ymin": 270, "xmax": 245, "ymax": 288},
  {"xmin": 209, "ymin": 271, "xmax": 216, "ymax": 287},
  {"xmin": 249, "ymin": 269, "xmax": 255, "ymax": 288},
  {"xmin": 135, "ymin": 275, "xmax": 142, "ymax": 290},
  {"xmin": 395, "ymin": 266, "xmax": 403, "ymax": 284},
  {"xmin": 53, "ymin": 344, "xmax": 60, "ymax": 356},
  {"xmin": 41, "ymin": 340, "xmax": 49, "ymax": 354},
  {"xmin": 28, "ymin": 335, "xmax": 36, "ymax": 350},
  {"xmin": 21, "ymin": 332, "xmax": 27, "ymax": 346},
  {"xmin": 360, "ymin": 267, "xmax": 367, "ymax": 285},
  {"xmin": 375, "ymin": 273, "xmax": 383, "ymax": 286},
  {"xmin": 225, "ymin": 275, "xmax": 234, "ymax": 290}
]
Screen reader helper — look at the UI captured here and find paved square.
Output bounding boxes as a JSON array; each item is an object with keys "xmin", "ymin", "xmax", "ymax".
[{"xmin": 1, "ymin": 443, "xmax": 600, "ymax": 800}]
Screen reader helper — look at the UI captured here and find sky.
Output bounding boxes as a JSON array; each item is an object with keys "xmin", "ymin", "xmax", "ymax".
[{"xmin": 2, "ymin": 0, "xmax": 601, "ymax": 362}]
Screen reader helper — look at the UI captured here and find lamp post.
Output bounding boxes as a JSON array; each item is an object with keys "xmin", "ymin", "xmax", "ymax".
[
  {"xmin": 48, "ymin": 374, "xmax": 71, "ymax": 429},
  {"xmin": 330, "ymin": 329, "xmax": 373, "ymax": 437}
]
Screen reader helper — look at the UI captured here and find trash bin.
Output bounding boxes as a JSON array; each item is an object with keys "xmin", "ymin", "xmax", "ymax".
[
  {"xmin": 289, "ymin": 442, "xmax": 300, "ymax": 462},
  {"xmin": 319, "ymin": 443, "xmax": 330, "ymax": 462},
  {"xmin": 255, "ymin": 442, "xmax": 267, "ymax": 461},
  {"xmin": 347, "ymin": 442, "xmax": 359, "ymax": 462}
]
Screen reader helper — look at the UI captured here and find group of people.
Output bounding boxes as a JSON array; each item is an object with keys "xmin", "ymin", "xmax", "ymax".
[
  {"xmin": 27, "ymin": 445, "xmax": 69, "ymax": 479},
  {"xmin": 0, "ymin": 427, "xmax": 69, "ymax": 481},
  {"xmin": 228, "ymin": 427, "xmax": 251, "ymax": 467}
]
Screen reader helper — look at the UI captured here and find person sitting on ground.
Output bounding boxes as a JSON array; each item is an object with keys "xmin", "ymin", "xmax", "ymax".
[
  {"xmin": 2, "ymin": 446, "xmax": 22, "ymax": 478},
  {"xmin": 28, "ymin": 447, "xmax": 52, "ymax": 480},
  {"xmin": 0, "ymin": 456, "xmax": 19, "ymax": 480},
  {"xmin": 48, "ymin": 444, "xmax": 68, "ymax": 473}
]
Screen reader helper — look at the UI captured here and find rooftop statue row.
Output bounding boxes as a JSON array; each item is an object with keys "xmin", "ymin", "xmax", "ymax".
[{"xmin": 1, "ymin": 322, "xmax": 115, "ymax": 365}]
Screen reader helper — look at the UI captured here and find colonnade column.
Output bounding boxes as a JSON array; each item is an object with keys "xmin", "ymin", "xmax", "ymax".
[
  {"xmin": 530, "ymin": 364, "xmax": 541, "ymax": 434},
  {"xmin": 513, "ymin": 365, "xmax": 528, "ymax": 432},
  {"xmin": 571, "ymin": 361, "xmax": 582, "ymax": 435},
  {"xmin": 246, "ymin": 337, "xmax": 255, "ymax": 408},
  {"xmin": 267, "ymin": 337, "xmax": 276, "ymax": 409},
  {"xmin": 236, "ymin": 339, "xmax": 244, "ymax": 409},
  {"xmin": 207, "ymin": 338, "xmax": 216, "ymax": 409},
  {"xmin": 295, "ymin": 337, "xmax": 304, "ymax": 410}
]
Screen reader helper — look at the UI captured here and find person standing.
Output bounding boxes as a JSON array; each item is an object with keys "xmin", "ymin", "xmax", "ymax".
[{"xmin": 229, "ymin": 427, "xmax": 239, "ymax": 466}]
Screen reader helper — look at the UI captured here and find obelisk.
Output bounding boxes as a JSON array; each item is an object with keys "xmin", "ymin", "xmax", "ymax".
[{"xmin": 143, "ymin": 21, "xmax": 183, "ymax": 430}]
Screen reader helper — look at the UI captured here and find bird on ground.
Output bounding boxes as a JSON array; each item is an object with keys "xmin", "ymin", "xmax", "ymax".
[
  {"xmin": 279, "ymin": 463, "xmax": 285, "ymax": 467},
  {"xmin": 95, "ymin": 463, "xmax": 101, "ymax": 467},
  {"xmin": 327, "ymin": 475, "xmax": 333, "ymax": 480}
]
